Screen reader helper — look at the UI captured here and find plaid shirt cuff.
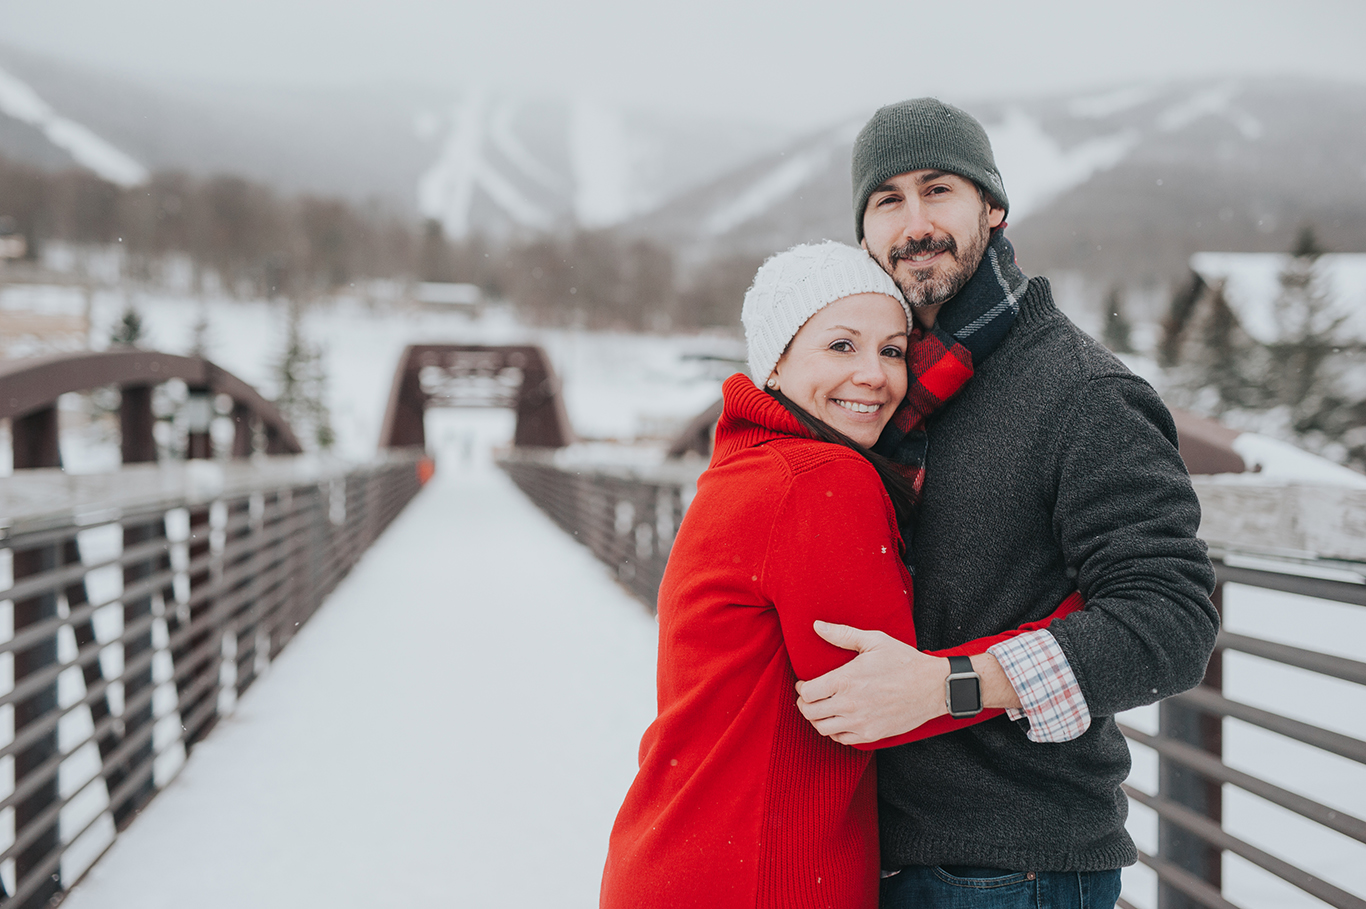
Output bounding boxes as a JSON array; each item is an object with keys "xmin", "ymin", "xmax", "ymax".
[{"xmin": 987, "ymin": 629, "xmax": 1091, "ymax": 743}]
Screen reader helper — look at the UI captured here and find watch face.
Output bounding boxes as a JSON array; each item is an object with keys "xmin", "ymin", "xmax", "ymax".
[{"xmin": 949, "ymin": 677, "xmax": 982, "ymax": 714}]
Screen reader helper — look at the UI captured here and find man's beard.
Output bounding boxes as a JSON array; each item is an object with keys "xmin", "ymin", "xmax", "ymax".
[{"xmin": 879, "ymin": 205, "xmax": 991, "ymax": 309}]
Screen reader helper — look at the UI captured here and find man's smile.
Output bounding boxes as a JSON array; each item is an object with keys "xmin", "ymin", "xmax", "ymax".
[{"xmin": 890, "ymin": 235, "xmax": 957, "ymax": 269}]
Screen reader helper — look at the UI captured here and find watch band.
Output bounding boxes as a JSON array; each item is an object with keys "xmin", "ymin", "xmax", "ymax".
[{"xmin": 945, "ymin": 655, "xmax": 983, "ymax": 718}]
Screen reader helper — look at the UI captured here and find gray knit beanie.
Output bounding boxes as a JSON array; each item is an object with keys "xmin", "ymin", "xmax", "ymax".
[
  {"xmin": 741, "ymin": 241, "xmax": 910, "ymax": 387},
  {"xmin": 851, "ymin": 98, "xmax": 1008, "ymax": 241}
]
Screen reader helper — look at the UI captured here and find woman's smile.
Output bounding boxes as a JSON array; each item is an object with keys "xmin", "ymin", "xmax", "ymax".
[{"xmin": 768, "ymin": 292, "xmax": 909, "ymax": 448}]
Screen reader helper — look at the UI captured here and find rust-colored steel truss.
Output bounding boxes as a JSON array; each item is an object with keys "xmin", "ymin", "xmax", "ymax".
[
  {"xmin": 0, "ymin": 349, "xmax": 303, "ymax": 469},
  {"xmin": 378, "ymin": 344, "xmax": 574, "ymax": 450}
]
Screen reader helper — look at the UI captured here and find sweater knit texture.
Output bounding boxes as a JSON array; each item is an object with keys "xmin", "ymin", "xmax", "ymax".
[
  {"xmin": 876, "ymin": 277, "xmax": 1219, "ymax": 872},
  {"xmin": 599, "ymin": 376, "xmax": 1081, "ymax": 909}
]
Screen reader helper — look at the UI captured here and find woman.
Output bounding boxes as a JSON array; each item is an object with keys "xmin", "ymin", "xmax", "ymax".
[{"xmin": 600, "ymin": 242, "xmax": 1079, "ymax": 909}]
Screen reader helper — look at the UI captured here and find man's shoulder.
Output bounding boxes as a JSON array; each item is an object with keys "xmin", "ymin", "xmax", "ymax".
[
  {"xmin": 1004, "ymin": 276, "xmax": 1142, "ymax": 385},
  {"xmin": 945, "ymin": 275, "xmax": 1177, "ymax": 453}
]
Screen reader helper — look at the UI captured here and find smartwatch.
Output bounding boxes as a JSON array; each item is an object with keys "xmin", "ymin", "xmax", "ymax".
[{"xmin": 945, "ymin": 655, "xmax": 983, "ymax": 718}]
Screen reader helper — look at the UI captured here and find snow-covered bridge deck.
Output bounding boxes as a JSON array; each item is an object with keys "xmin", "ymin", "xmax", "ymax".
[{"xmin": 60, "ymin": 459, "xmax": 658, "ymax": 908}]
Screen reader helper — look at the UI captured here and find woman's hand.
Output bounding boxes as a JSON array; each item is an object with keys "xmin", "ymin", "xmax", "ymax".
[{"xmin": 794, "ymin": 621, "xmax": 1021, "ymax": 745}]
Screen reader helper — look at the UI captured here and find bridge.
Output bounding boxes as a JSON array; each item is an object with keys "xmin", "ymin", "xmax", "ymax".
[{"xmin": 0, "ymin": 344, "xmax": 1362, "ymax": 909}]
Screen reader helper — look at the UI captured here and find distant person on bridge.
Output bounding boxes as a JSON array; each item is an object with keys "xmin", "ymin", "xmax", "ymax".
[
  {"xmin": 599, "ymin": 241, "xmax": 1083, "ymax": 909},
  {"xmin": 791, "ymin": 98, "xmax": 1219, "ymax": 908}
]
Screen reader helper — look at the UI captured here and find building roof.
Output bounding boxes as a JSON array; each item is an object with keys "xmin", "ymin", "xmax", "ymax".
[{"xmin": 1189, "ymin": 252, "xmax": 1366, "ymax": 345}]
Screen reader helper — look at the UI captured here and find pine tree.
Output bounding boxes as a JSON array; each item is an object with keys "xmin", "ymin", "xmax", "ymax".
[
  {"xmin": 189, "ymin": 309, "xmax": 211, "ymax": 359},
  {"xmin": 272, "ymin": 301, "xmax": 335, "ymax": 451},
  {"xmin": 110, "ymin": 305, "xmax": 144, "ymax": 347},
  {"xmin": 1197, "ymin": 281, "xmax": 1262, "ymax": 411},
  {"xmin": 1101, "ymin": 285, "xmax": 1134, "ymax": 354},
  {"xmin": 1160, "ymin": 272, "xmax": 1205, "ymax": 367},
  {"xmin": 1267, "ymin": 226, "xmax": 1344, "ymax": 421}
]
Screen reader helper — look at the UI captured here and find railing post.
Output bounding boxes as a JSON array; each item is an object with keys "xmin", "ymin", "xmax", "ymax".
[
  {"xmin": 230, "ymin": 404, "xmax": 254, "ymax": 458},
  {"xmin": 1157, "ymin": 580, "xmax": 1225, "ymax": 909},
  {"xmin": 185, "ymin": 387, "xmax": 213, "ymax": 461},
  {"xmin": 9, "ymin": 538, "xmax": 65, "ymax": 907},
  {"xmin": 11, "ymin": 406, "xmax": 60, "ymax": 471},
  {"xmin": 64, "ymin": 535, "xmax": 118, "ymax": 778},
  {"xmin": 5, "ymin": 409, "xmax": 66, "ymax": 905},
  {"xmin": 119, "ymin": 385, "xmax": 157, "ymax": 464},
  {"xmin": 175, "ymin": 505, "xmax": 217, "ymax": 744},
  {"xmin": 110, "ymin": 513, "xmax": 171, "ymax": 827}
]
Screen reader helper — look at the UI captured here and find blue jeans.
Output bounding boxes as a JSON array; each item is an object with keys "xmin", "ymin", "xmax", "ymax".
[{"xmin": 880, "ymin": 865, "xmax": 1123, "ymax": 909}]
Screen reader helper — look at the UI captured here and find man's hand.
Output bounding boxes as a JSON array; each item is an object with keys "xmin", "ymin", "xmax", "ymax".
[{"xmin": 794, "ymin": 621, "xmax": 950, "ymax": 745}]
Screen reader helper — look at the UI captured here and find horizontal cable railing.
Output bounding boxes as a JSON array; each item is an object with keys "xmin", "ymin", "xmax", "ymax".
[
  {"xmin": 0, "ymin": 451, "xmax": 428, "ymax": 908},
  {"xmin": 502, "ymin": 456, "xmax": 1366, "ymax": 909}
]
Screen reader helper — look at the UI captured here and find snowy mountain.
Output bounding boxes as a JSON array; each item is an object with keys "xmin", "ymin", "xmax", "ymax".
[
  {"xmin": 0, "ymin": 45, "xmax": 791, "ymax": 237},
  {"xmin": 624, "ymin": 79, "xmax": 1366, "ymax": 289},
  {"xmin": 4, "ymin": 44, "xmax": 1365, "ymax": 293},
  {"xmin": 0, "ymin": 63, "xmax": 147, "ymax": 186},
  {"xmin": 411, "ymin": 90, "xmax": 792, "ymax": 238}
]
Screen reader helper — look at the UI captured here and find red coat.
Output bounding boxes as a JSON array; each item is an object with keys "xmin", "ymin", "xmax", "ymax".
[{"xmin": 601, "ymin": 375, "xmax": 1078, "ymax": 909}]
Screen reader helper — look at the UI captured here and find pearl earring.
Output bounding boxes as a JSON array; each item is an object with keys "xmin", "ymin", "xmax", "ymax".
[{"xmin": 766, "ymin": 377, "xmax": 778, "ymax": 389}]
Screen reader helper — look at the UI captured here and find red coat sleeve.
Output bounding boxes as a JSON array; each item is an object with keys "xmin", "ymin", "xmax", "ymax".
[{"xmin": 758, "ymin": 449, "xmax": 1083, "ymax": 750}]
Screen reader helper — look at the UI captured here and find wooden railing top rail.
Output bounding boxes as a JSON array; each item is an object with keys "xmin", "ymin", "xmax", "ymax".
[{"xmin": 0, "ymin": 451, "xmax": 424, "ymax": 537}]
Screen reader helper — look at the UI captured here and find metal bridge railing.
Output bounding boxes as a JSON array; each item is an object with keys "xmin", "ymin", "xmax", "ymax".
[
  {"xmin": 502, "ymin": 455, "xmax": 1366, "ymax": 909},
  {"xmin": 499, "ymin": 449, "xmax": 698, "ymax": 608},
  {"xmin": 0, "ymin": 451, "xmax": 428, "ymax": 908},
  {"xmin": 1121, "ymin": 477, "xmax": 1366, "ymax": 909}
]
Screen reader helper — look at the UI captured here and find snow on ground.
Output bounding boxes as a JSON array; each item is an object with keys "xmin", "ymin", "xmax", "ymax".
[
  {"xmin": 1068, "ymin": 85, "xmax": 1160, "ymax": 119},
  {"xmin": 1156, "ymin": 83, "xmax": 1263, "ymax": 140},
  {"xmin": 61, "ymin": 413, "xmax": 660, "ymax": 908},
  {"xmin": 1231, "ymin": 433, "xmax": 1366, "ymax": 487}
]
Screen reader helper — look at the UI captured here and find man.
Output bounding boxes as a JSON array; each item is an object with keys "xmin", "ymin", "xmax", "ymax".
[{"xmin": 793, "ymin": 98, "xmax": 1219, "ymax": 907}]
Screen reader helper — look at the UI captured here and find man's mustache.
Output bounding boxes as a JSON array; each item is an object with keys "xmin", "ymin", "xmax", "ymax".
[{"xmin": 889, "ymin": 235, "xmax": 957, "ymax": 266}]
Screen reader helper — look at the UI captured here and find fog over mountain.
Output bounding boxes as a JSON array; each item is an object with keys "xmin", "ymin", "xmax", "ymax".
[
  {"xmin": 3, "ymin": 44, "xmax": 1365, "ymax": 301},
  {"xmin": 0, "ymin": 45, "xmax": 793, "ymax": 232}
]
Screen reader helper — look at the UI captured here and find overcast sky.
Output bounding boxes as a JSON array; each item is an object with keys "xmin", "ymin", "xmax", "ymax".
[{"xmin": 3, "ymin": 0, "xmax": 1366, "ymax": 129}]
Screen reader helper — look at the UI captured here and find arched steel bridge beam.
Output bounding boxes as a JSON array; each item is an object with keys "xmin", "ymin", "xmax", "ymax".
[
  {"xmin": 0, "ymin": 349, "xmax": 302, "ymax": 468},
  {"xmin": 379, "ymin": 344, "xmax": 574, "ymax": 450}
]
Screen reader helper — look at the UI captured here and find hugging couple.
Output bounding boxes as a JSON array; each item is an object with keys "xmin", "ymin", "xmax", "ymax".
[{"xmin": 600, "ymin": 99, "xmax": 1219, "ymax": 909}]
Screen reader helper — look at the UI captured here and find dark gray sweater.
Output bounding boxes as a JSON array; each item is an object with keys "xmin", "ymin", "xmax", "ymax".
[{"xmin": 878, "ymin": 277, "xmax": 1218, "ymax": 872}]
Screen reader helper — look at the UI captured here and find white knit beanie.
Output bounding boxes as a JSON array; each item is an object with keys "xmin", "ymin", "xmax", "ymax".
[{"xmin": 741, "ymin": 241, "xmax": 910, "ymax": 387}]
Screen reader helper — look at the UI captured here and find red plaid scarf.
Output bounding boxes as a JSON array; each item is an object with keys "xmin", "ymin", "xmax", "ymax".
[{"xmin": 872, "ymin": 228, "xmax": 1029, "ymax": 504}]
